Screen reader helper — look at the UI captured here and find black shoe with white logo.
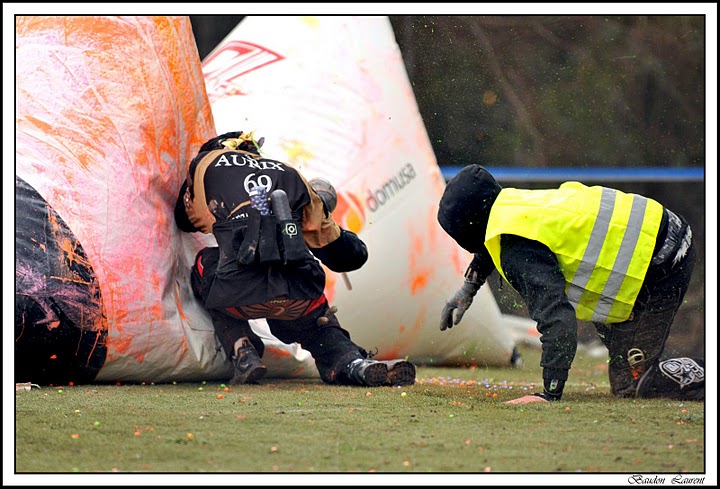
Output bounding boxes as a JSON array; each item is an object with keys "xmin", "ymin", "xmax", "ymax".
[
  {"xmin": 229, "ymin": 341, "xmax": 267, "ymax": 385},
  {"xmin": 636, "ymin": 358, "xmax": 704, "ymax": 400}
]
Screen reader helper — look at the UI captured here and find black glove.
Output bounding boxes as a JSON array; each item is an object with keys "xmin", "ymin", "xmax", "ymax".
[{"xmin": 440, "ymin": 280, "xmax": 481, "ymax": 331}]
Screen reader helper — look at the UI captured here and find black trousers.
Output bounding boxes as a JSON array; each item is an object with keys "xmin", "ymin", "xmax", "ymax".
[
  {"xmin": 594, "ymin": 239, "xmax": 703, "ymax": 400},
  {"xmin": 191, "ymin": 247, "xmax": 367, "ymax": 384}
]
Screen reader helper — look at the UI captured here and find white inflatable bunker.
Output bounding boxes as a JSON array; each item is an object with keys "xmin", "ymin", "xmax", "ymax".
[{"xmin": 202, "ymin": 16, "xmax": 533, "ymax": 372}]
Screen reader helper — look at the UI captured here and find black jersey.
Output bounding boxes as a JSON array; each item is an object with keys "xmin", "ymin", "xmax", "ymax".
[{"xmin": 175, "ymin": 148, "xmax": 366, "ymax": 308}]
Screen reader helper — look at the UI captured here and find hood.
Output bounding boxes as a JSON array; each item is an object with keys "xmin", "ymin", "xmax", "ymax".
[{"xmin": 437, "ymin": 164, "xmax": 502, "ymax": 253}]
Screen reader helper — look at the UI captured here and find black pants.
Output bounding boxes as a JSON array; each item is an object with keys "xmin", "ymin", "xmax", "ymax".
[
  {"xmin": 191, "ymin": 247, "xmax": 367, "ymax": 384},
  {"xmin": 594, "ymin": 240, "xmax": 703, "ymax": 400}
]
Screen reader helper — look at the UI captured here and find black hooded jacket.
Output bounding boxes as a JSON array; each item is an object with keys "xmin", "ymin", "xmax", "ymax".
[{"xmin": 438, "ymin": 164, "xmax": 581, "ymax": 384}]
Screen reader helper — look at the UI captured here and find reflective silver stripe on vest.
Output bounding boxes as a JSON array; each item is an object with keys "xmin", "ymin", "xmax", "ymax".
[
  {"xmin": 566, "ymin": 189, "xmax": 649, "ymax": 322},
  {"xmin": 591, "ymin": 195, "xmax": 647, "ymax": 322},
  {"xmin": 566, "ymin": 188, "xmax": 616, "ymax": 308}
]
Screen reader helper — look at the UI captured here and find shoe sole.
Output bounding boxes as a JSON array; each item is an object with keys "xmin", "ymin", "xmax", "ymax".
[
  {"xmin": 362, "ymin": 363, "xmax": 389, "ymax": 387},
  {"xmin": 386, "ymin": 361, "xmax": 416, "ymax": 386},
  {"xmin": 230, "ymin": 365, "xmax": 267, "ymax": 386}
]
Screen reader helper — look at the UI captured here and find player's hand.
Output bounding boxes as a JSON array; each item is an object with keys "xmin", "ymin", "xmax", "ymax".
[
  {"xmin": 440, "ymin": 281, "xmax": 480, "ymax": 331},
  {"xmin": 505, "ymin": 394, "xmax": 550, "ymax": 405}
]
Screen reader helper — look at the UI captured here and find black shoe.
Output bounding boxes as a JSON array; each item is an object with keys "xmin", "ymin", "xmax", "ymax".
[
  {"xmin": 229, "ymin": 342, "xmax": 267, "ymax": 385},
  {"xmin": 343, "ymin": 358, "xmax": 389, "ymax": 387},
  {"xmin": 636, "ymin": 358, "xmax": 705, "ymax": 400},
  {"xmin": 383, "ymin": 360, "xmax": 416, "ymax": 386}
]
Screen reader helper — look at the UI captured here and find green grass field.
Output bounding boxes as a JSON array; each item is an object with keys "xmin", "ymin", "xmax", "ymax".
[{"xmin": 14, "ymin": 347, "xmax": 705, "ymax": 477}]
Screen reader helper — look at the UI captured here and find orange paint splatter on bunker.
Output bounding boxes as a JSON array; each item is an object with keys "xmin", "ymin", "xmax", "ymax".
[
  {"xmin": 407, "ymin": 226, "xmax": 434, "ymax": 295},
  {"xmin": 265, "ymin": 346, "xmax": 292, "ymax": 359},
  {"xmin": 374, "ymin": 305, "xmax": 427, "ymax": 360}
]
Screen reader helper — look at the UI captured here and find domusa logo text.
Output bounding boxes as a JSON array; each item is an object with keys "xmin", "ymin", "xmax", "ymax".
[
  {"xmin": 332, "ymin": 163, "xmax": 417, "ymax": 234},
  {"xmin": 366, "ymin": 163, "xmax": 416, "ymax": 212}
]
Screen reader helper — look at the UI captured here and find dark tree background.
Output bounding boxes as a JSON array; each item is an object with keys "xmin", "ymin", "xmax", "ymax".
[
  {"xmin": 189, "ymin": 15, "xmax": 707, "ymax": 355},
  {"xmin": 394, "ymin": 16, "xmax": 705, "ymax": 169},
  {"xmin": 191, "ymin": 15, "xmax": 705, "ymax": 169}
]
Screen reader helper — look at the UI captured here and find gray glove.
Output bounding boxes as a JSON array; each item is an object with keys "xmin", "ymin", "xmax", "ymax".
[
  {"xmin": 309, "ymin": 177, "xmax": 337, "ymax": 215},
  {"xmin": 440, "ymin": 281, "xmax": 481, "ymax": 331}
]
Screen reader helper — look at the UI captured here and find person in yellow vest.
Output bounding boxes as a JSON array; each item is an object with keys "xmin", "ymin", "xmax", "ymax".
[{"xmin": 437, "ymin": 164, "xmax": 703, "ymax": 403}]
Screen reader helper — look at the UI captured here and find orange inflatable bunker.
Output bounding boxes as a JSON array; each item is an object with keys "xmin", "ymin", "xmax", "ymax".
[{"xmin": 15, "ymin": 16, "xmax": 228, "ymax": 383}]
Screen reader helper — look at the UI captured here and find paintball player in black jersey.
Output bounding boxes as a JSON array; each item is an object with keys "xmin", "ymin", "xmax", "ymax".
[
  {"xmin": 175, "ymin": 130, "xmax": 415, "ymax": 387},
  {"xmin": 437, "ymin": 164, "xmax": 704, "ymax": 404}
]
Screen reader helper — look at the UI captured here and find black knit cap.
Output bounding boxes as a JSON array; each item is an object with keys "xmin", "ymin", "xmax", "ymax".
[{"xmin": 437, "ymin": 164, "xmax": 502, "ymax": 253}]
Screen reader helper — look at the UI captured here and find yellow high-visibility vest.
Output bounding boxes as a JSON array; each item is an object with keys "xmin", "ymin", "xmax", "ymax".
[{"xmin": 485, "ymin": 182, "xmax": 663, "ymax": 323}]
